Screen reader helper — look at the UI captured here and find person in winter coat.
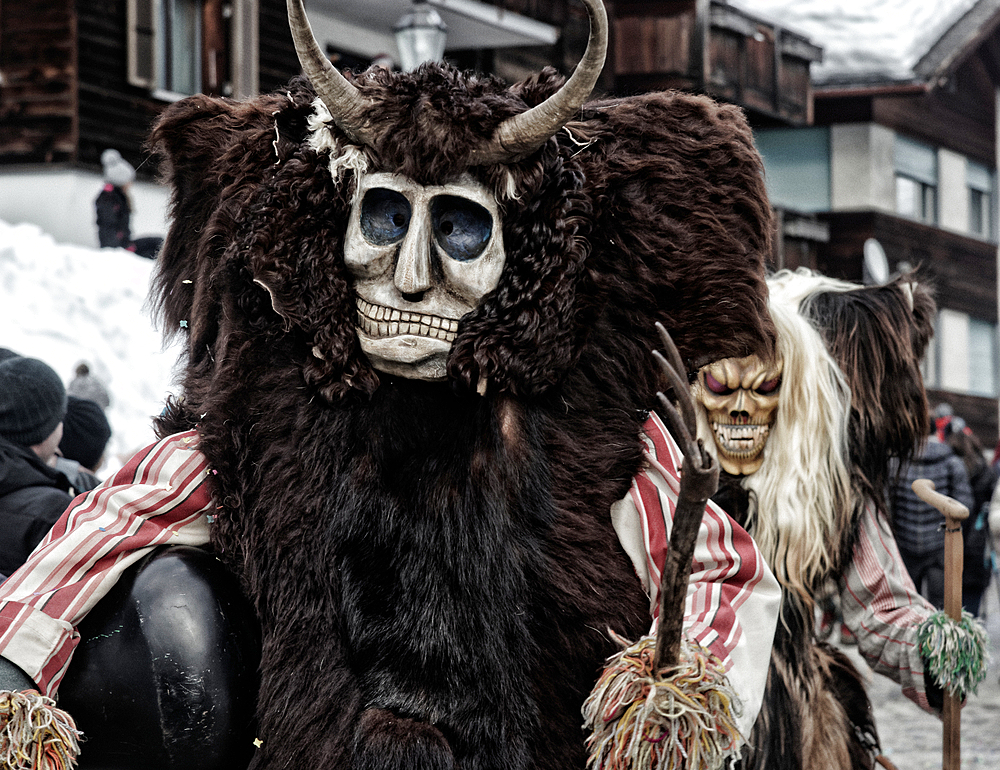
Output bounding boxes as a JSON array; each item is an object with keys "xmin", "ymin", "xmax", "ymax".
[
  {"xmin": 943, "ymin": 416, "xmax": 996, "ymax": 615},
  {"xmin": 94, "ymin": 149, "xmax": 162, "ymax": 259},
  {"xmin": 0, "ymin": 356, "xmax": 74, "ymax": 579},
  {"xmin": 889, "ymin": 414, "xmax": 974, "ymax": 609},
  {"xmin": 55, "ymin": 395, "xmax": 112, "ymax": 490}
]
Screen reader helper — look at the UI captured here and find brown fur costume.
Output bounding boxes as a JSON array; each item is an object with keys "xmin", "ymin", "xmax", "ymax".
[
  {"xmin": 711, "ymin": 273, "xmax": 935, "ymax": 770},
  {"xmin": 147, "ymin": 60, "xmax": 775, "ymax": 769}
]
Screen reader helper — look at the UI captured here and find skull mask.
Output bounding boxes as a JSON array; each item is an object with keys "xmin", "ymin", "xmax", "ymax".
[
  {"xmin": 694, "ymin": 355, "xmax": 782, "ymax": 475},
  {"xmin": 344, "ymin": 172, "xmax": 506, "ymax": 381}
]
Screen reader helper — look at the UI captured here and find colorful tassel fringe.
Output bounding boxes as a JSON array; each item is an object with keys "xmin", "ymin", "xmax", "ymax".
[
  {"xmin": 582, "ymin": 633, "xmax": 743, "ymax": 770},
  {"xmin": 917, "ymin": 610, "xmax": 990, "ymax": 700},
  {"xmin": 0, "ymin": 690, "xmax": 81, "ymax": 770}
]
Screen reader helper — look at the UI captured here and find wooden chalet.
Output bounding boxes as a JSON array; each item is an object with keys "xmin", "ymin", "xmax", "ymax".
[
  {"xmin": 610, "ymin": 0, "xmax": 820, "ymax": 125},
  {"xmin": 0, "ymin": 0, "xmax": 817, "ymax": 248},
  {"xmin": 751, "ymin": 0, "xmax": 1000, "ymax": 445},
  {"xmin": 0, "ymin": 0, "xmax": 298, "ymax": 245},
  {"xmin": 0, "ymin": 0, "xmax": 293, "ymax": 168}
]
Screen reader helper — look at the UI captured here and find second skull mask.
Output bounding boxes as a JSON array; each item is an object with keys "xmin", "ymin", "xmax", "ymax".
[{"xmin": 693, "ymin": 355, "xmax": 782, "ymax": 475}]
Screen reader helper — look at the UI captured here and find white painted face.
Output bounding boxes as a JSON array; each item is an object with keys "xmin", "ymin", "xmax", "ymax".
[{"xmin": 344, "ymin": 172, "xmax": 506, "ymax": 381}]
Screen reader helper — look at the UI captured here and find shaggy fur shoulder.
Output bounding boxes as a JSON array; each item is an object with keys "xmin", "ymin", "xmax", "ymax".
[
  {"xmin": 569, "ymin": 92, "xmax": 776, "ymax": 400},
  {"xmin": 143, "ymin": 62, "xmax": 777, "ymax": 770},
  {"xmin": 801, "ymin": 274, "xmax": 935, "ymax": 509}
]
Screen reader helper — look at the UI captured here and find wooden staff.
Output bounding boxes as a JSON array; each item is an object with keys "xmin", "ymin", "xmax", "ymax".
[
  {"xmin": 911, "ymin": 477, "xmax": 969, "ymax": 770},
  {"xmin": 651, "ymin": 323, "xmax": 719, "ymax": 669}
]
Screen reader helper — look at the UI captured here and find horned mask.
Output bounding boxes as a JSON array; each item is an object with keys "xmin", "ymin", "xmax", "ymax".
[
  {"xmin": 283, "ymin": 0, "xmax": 608, "ymax": 382},
  {"xmin": 694, "ymin": 355, "xmax": 782, "ymax": 475},
  {"xmin": 345, "ymin": 172, "xmax": 505, "ymax": 380}
]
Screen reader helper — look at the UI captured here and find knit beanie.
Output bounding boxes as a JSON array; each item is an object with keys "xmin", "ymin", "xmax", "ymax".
[
  {"xmin": 0, "ymin": 357, "xmax": 68, "ymax": 447},
  {"xmin": 67, "ymin": 362, "xmax": 111, "ymax": 410},
  {"xmin": 60, "ymin": 396, "xmax": 113, "ymax": 471},
  {"xmin": 101, "ymin": 148, "xmax": 136, "ymax": 188}
]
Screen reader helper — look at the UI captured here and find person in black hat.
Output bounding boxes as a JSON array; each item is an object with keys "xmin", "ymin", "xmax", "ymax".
[
  {"xmin": 56, "ymin": 395, "xmax": 112, "ymax": 490},
  {"xmin": 0, "ymin": 356, "xmax": 76, "ymax": 578}
]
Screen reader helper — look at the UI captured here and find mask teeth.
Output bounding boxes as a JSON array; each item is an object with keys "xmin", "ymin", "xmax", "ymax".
[
  {"xmin": 356, "ymin": 298, "xmax": 459, "ymax": 342},
  {"xmin": 712, "ymin": 421, "xmax": 770, "ymax": 459}
]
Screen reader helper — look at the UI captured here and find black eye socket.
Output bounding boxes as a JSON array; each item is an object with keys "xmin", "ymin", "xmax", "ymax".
[
  {"xmin": 431, "ymin": 195, "xmax": 492, "ymax": 262},
  {"xmin": 360, "ymin": 188, "xmax": 411, "ymax": 245}
]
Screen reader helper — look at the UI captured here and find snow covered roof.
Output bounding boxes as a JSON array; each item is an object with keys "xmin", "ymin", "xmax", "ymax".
[{"xmin": 733, "ymin": 0, "xmax": 998, "ymax": 88}]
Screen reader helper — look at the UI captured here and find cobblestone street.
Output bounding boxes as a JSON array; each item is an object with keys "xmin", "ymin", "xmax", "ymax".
[{"xmin": 841, "ymin": 578, "xmax": 1000, "ymax": 768}]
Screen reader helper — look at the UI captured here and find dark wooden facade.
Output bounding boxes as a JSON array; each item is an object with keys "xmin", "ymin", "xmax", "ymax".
[
  {"xmin": 611, "ymin": 0, "xmax": 820, "ymax": 126},
  {"xmin": 814, "ymin": 209, "xmax": 998, "ymax": 442},
  {"xmin": 815, "ymin": 211, "xmax": 996, "ymax": 325},
  {"xmin": 808, "ymin": 28, "xmax": 1000, "ymax": 445},
  {"xmin": 0, "ymin": 0, "xmax": 77, "ymax": 163},
  {"xmin": 0, "ymin": 0, "xmax": 160, "ymax": 170},
  {"xmin": 0, "ymin": 0, "xmax": 299, "ymax": 175},
  {"xmin": 258, "ymin": 0, "xmax": 297, "ymax": 94}
]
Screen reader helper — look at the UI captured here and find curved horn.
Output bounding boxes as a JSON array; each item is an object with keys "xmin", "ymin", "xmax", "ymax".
[
  {"xmin": 287, "ymin": 0, "xmax": 375, "ymax": 147},
  {"xmin": 468, "ymin": 0, "xmax": 608, "ymax": 166}
]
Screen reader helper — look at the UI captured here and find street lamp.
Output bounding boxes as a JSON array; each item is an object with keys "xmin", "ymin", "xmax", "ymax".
[{"xmin": 393, "ymin": 2, "xmax": 448, "ymax": 72}]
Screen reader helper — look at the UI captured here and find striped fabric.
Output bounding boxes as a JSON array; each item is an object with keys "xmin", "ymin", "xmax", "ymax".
[
  {"xmin": 839, "ymin": 499, "xmax": 937, "ymax": 712},
  {"xmin": 0, "ymin": 417, "xmax": 781, "ymax": 739},
  {"xmin": 613, "ymin": 412, "xmax": 781, "ymax": 738},
  {"xmin": 0, "ymin": 431, "xmax": 212, "ymax": 695}
]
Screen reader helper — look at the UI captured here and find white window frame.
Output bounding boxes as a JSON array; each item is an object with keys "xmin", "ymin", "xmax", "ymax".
[
  {"xmin": 127, "ymin": 0, "xmax": 259, "ymax": 99},
  {"xmin": 894, "ymin": 135, "xmax": 938, "ymax": 226},
  {"xmin": 159, "ymin": 0, "xmax": 203, "ymax": 98},
  {"xmin": 967, "ymin": 159, "xmax": 995, "ymax": 241},
  {"xmin": 127, "ymin": 0, "xmax": 156, "ymax": 89},
  {"xmin": 968, "ymin": 317, "xmax": 998, "ymax": 397},
  {"xmin": 229, "ymin": 0, "xmax": 259, "ymax": 99},
  {"xmin": 930, "ymin": 309, "xmax": 999, "ymax": 398}
]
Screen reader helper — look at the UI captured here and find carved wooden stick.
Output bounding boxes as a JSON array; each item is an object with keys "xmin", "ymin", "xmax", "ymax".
[
  {"xmin": 911, "ymin": 477, "xmax": 969, "ymax": 770},
  {"xmin": 651, "ymin": 323, "xmax": 719, "ymax": 670}
]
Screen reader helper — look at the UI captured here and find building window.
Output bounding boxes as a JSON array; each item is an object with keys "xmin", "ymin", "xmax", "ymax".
[
  {"xmin": 967, "ymin": 160, "xmax": 995, "ymax": 240},
  {"xmin": 968, "ymin": 318, "xmax": 998, "ymax": 397},
  {"xmin": 929, "ymin": 310, "xmax": 999, "ymax": 398},
  {"xmin": 753, "ymin": 126, "xmax": 831, "ymax": 213},
  {"xmin": 128, "ymin": 0, "xmax": 258, "ymax": 98},
  {"xmin": 894, "ymin": 135, "xmax": 937, "ymax": 225},
  {"xmin": 160, "ymin": 0, "xmax": 202, "ymax": 96}
]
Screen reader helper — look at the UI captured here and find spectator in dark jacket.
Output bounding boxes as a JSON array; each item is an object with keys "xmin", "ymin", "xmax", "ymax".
[
  {"xmin": 56, "ymin": 395, "xmax": 112, "ymax": 489},
  {"xmin": 889, "ymin": 415, "xmax": 974, "ymax": 609},
  {"xmin": 95, "ymin": 149, "xmax": 162, "ymax": 259},
  {"xmin": 943, "ymin": 416, "xmax": 996, "ymax": 615},
  {"xmin": 0, "ymin": 356, "xmax": 75, "ymax": 579},
  {"xmin": 95, "ymin": 149, "xmax": 135, "ymax": 250}
]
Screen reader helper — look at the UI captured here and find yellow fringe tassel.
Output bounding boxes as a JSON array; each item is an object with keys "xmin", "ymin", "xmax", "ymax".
[
  {"xmin": 0, "ymin": 690, "xmax": 81, "ymax": 770},
  {"xmin": 582, "ymin": 634, "xmax": 743, "ymax": 770}
]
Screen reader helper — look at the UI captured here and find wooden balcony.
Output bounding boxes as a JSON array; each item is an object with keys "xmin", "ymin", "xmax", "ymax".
[{"xmin": 612, "ymin": 0, "xmax": 822, "ymax": 126}]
